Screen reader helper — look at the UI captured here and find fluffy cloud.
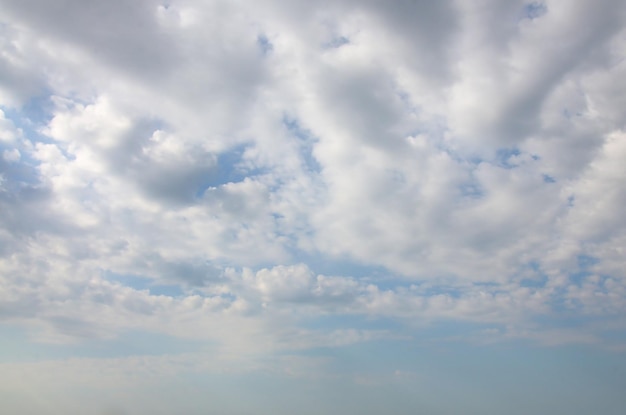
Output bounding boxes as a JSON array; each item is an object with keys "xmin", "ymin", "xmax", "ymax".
[{"xmin": 0, "ymin": 0, "xmax": 625, "ymax": 364}]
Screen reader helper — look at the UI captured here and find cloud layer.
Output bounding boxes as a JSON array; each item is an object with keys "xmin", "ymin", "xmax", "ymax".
[{"xmin": 1, "ymin": 1, "xmax": 626, "ymax": 401}]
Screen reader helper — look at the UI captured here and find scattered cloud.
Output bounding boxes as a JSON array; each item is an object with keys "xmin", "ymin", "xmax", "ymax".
[{"xmin": 1, "ymin": 0, "xmax": 626, "ymax": 412}]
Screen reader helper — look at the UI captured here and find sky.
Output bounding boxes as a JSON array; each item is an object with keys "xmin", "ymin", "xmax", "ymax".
[{"xmin": 1, "ymin": 0, "xmax": 626, "ymax": 414}]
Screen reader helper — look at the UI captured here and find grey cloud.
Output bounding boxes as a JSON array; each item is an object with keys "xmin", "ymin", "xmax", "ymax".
[
  {"xmin": 145, "ymin": 257, "xmax": 224, "ymax": 287},
  {"xmin": 131, "ymin": 144, "xmax": 219, "ymax": 205},
  {"xmin": 0, "ymin": 0, "xmax": 625, "ymax": 353},
  {"xmin": 317, "ymin": 67, "xmax": 411, "ymax": 153},
  {"xmin": 495, "ymin": 0, "xmax": 624, "ymax": 144},
  {"xmin": 45, "ymin": 100, "xmax": 222, "ymax": 205},
  {"xmin": 0, "ymin": 0, "xmax": 179, "ymax": 80},
  {"xmin": 361, "ymin": 0, "xmax": 459, "ymax": 81}
]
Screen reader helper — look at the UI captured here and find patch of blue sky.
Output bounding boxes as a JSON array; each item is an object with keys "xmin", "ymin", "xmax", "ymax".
[
  {"xmin": 221, "ymin": 143, "xmax": 268, "ymax": 180},
  {"xmin": 20, "ymin": 93, "xmax": 54, "ymax": 124},
  {"xmin": 465, "ymin": 153, "xmax": 485, "ymax": 165},
  {"xmin": 446, "ymin": 341, "xmax": 625, "ymax": 405},
  {"xmin": 568, "ymin": 271, "xmax": 592, "ymax": 288},
  {"xmin": 292, "ymin": 336, "xmax": 415, "ymax": 369},
  {"xmin": 439, "ymin": 141, "xmax": 486, "ymax": 169},
  {"xmin": 298, "ymin": 314, "xmax": 404, "ymax": 333},
  {"xmin": 519, "ymin": 274, "xmax": 548, "ymax": 288},
  {"xmin": 529, "ymin": 312, "xmax": 622, "ymax": 336},
  {"xmin": 411, "ymin": 319, "xmax": 503, "ymax": 342},
  {"xmin": 281, "ymin": 114, "xmax": 308, "ymax": 139},
  {"xmin": 147, "ymin": 284, "xmax": 185, "ymax": 296},
  {"xmin": 548, "ymin": 291, "xmax": 577, "ymax": 313},
  {"xmin": 96, "ymin": 330, "xmax": 212, "ymax": 358},
  {"xmin": 0, "ymin": 105, "xmax": 49, "ymax": 185},
  {"xmin": 0, "ymin": 153, "xmax": 41, "ymax": 190},
  {"xmin": 304, "ymin": 331, "xmax": 553, "ymax": 376},
  {"xmin": 563, "ymin": 107, "xmax": 583, "ymax": 119},
  {"xmin": 542, "ymin": 173, "xmax": 556, "ymax": 183},
  {"xmin": 546, "ymin": 269, "xmax": 615, "ymax": 315},
  {"xmin": 321, "ymin": 336, "xmax": 626, "ymax": 403},
  {"xmin": 0, "ymin": 325, "xmax": 209, "ymax": 362},
  {"xmin": 517, "ymin": 261, "xmax": 549, "ymax": 288},
  {"xmin": 576, "ymin": 254, "xmax": 599, "ymax": 269},
  {"xmin": 282, "ymin": 115, "xmax": 322, "ymax": 174},
  {"xmin": 566, "ymin": 194, "xmax": 575, "ymax": 207},
  {"xmin": 524, "ymin": 2, "xmax": 548, "ymax": 20},
  {"xmin": 413, "ymin": 283, "xmax": 466, "ymax": 298},
  {"xmin": 184, "ymin": 339, "xmax": 626, "ymax": 415},
  {"xmin": 471, "ymin": 280, "xmax": 502, "ymax": 288},
  {"xmin": 296, "ymin": 320, "xmax": 514, "ymax": 361},
  {"xmin": 179, "ymin": 370, "xmax": 375, "ymax": 415},
  {"xmin": 6, "ymin": 322, "xmax": 623, "ymax": 415},
  {"xmin": 599, "ymin": 329, "xmax": 626, "ymax": 344},
  {"xmin": 257, "ymin": 34, "xmax": 273, "ymax": 56},
  {"xmin": 290, "ymin": 250, "xmax": 393, "ymax": 281},
  {"xmin": 568, "ymin": 254, "xmax": 600, "ymax": 285},
  {"xmin": 1, "ymin": 93, "xmax": 56, "ymax": 144},
  {"xmin": 458, "ymin": 182, "xmax": 484, "ymax": 199},
  {"xmin": 495, "ymin": 146, "xmax": 522, "ymax": 168},
  {"xmin": 103, "ymin": 270, "xmax": 184, "ymax": 297},
  {"xmin": 383, "ymin": 167, "xmax": 407, "ymax": 186},
  {"xmin": 322, "ymin": 35, "xmax": 350, "ymax": 49},
  {"xmin": 194, "ymin": 143, "xmax": 267, "ymax": 198},
  {"xmin": 290, "ymin": 249, "xmax": 497, "ymax": 295},
  {"xmin": 414, "ymin": 116, "xmax": 449, "ymax": 144},
  {"xmin": 395, "ymin": 89, "xmax": 421, "ymax": 116}
]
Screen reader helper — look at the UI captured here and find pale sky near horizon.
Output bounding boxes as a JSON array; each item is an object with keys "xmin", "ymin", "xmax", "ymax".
[{"xmin": 1, "ymin": 0, "xmax": 626, "ymax": 414}]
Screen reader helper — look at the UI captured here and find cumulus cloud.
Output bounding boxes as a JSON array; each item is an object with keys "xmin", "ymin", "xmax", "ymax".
[{"xmin": 0, "ymin": 0, "xmax": 625, "ymax": 385}]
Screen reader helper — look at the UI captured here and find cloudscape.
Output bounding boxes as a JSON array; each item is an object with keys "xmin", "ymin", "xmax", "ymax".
[{"xmin": 1, "ymin": 0, "xmax": 625, "ymax": 414}]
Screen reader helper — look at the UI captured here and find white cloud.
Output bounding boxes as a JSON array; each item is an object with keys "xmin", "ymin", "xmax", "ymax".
[{"xmin": 0, "ymin": 0, "xmax": 625, "ymax": 370}]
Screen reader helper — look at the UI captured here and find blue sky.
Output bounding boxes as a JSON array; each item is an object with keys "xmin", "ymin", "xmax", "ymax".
[{"xmin": 1, "ymin": 0, "xmax": 626, "ymax": 414}]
